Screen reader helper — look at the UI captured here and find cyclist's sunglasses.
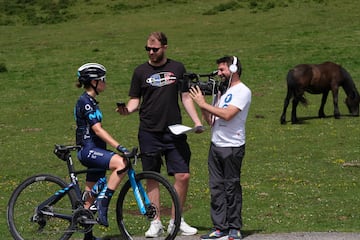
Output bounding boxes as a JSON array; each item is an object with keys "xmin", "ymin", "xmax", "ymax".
[
  {"xmin": 99, "ymin": 76, "xmax": 106, "ymax": 82},
  {"xmin": 145, "ymin": 46, "xmax": 161, "ymax": 52}
]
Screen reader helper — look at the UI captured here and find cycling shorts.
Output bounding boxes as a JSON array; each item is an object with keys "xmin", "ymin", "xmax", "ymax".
[{"xmin": 77, "ymin": 146, "xmax": 115, "ymax": 182}]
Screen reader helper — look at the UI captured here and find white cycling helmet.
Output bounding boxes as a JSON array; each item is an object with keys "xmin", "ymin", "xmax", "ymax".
[{"xmin": 77, "ymin": 63, "xmax": 106, "ymax": 85}]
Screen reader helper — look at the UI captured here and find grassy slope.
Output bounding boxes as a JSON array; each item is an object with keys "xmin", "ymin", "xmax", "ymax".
[{"xmin": 1, "ymin": 0, "xmax": 360, "ymax": 238}]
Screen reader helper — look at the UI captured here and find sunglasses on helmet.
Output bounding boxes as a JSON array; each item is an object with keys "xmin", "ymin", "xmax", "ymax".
[{"xmin": 99, "ymin": 76, "xmax": 106, "ymax": 82}]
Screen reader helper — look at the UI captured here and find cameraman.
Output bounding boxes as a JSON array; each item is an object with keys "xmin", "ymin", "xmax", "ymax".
[{"xmin": 189, "ymin": 56, "xmax": 251, "ymax": 240}]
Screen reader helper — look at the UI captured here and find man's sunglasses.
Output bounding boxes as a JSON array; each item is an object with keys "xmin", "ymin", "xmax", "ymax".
[{"xmin": 145, "ymin": 46, "xmax": 161, "ymax": 52}]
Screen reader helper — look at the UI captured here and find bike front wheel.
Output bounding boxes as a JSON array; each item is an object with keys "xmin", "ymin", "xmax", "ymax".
[
  {"xmin": 7, "ymin": 174, "xmax": 78, "ymax": 240},
  {"xmin": 116, "ymin": 171, "xmax": 181, "ymax": 240}
]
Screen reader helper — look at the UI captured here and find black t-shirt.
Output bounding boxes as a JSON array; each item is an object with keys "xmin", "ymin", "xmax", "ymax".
[{"xmin": 129, "ymin": 59, "xmax": 187, "ymax": 132}]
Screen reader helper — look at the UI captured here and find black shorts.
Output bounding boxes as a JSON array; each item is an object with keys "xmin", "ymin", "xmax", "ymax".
[{"xmin": 138, "ymin": 130, "xmax": 191, "ymax": 176}]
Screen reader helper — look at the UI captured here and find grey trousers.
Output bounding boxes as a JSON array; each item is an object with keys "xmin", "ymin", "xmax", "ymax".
[{"xmin": 208, "ymin": 143, "xmax": 245, "ymax": 231}]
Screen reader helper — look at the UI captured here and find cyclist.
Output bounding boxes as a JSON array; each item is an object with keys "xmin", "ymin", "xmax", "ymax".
[{"xmin": 74, "ymin": 63, "xmax": 128, "ymax": 240}]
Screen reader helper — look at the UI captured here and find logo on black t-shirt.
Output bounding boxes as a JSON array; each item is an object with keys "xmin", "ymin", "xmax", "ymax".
[{"xmin": 146, "ymin": 72, "xmax": 176, "ymax": 87}]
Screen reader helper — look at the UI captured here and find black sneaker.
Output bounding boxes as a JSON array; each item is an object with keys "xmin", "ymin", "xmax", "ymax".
[
  {"xmin": 83, "ymin": 231, "xmax": 101, "ymax": 240},
  {"xmin": 200, "ymin": 229, "xmax": 228, "ymax": 240},
  {"xmin": 83, "ymin": 236, "xmax": 101, "ymax": 240},
  {"xmin": 228, "ymin": 229, "xmax": 242, "ymax": 240},
  {"xmin": 95, "ymin": 197, "xmax": 109, "ymax": 227}
]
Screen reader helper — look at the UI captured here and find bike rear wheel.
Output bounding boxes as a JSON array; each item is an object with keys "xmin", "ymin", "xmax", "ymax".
[
  {"xmin": 7, "ymin": 174, "xmax": 79, "ymax": 240},
  {"xmin": 116, "ymin": 171, "xmax": 181, "ymax": 240}
]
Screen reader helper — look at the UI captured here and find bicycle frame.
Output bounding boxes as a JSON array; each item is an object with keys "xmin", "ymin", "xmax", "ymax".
[
  {"xmin": 51, "ymin": 145, "xmax": 152, "ymax": 219},
  {"xmin": 33, "ymin": 157, "xmax": 88, "ymax": 222},
  {"xmin": 127, "ymin": 168, "xmax": 151, "ymax": 215},
  {"xmin": 33, "ymin": 150, "xmax": 105, "ymax": 223},
  {"xmin": 34, "ymin": 181, "xmax": 78, "ymax": 222}
]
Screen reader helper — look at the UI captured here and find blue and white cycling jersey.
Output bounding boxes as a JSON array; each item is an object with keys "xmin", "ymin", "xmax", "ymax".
[{"xmin": 74, "ymin": 92, "xmax": 106, "ymax": 149}]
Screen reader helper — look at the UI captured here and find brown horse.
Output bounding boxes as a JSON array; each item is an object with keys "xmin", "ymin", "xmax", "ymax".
[{"xmin": 280, "ymin": 62, "xmax": 360, "ymax": 124}]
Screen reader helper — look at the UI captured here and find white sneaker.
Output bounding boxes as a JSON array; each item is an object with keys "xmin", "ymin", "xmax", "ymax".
[
  {"xmin": 167, "ymin": 219, "xmax": 176, "ymax": 235},
  {"xmin": 167, "ymin": 217, "xmax": 197, "ymax": 236},
  {"xmin": 145, "ymin": 220, "xmax": 164, "ymax": 238}
]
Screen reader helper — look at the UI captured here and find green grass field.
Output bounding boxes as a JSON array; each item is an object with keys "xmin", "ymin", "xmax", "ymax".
[{"xmin": 1, "ymin": 0, "xmax": 360, "ymax": 239}]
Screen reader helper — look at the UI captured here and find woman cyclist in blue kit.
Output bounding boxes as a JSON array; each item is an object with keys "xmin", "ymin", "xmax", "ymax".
[{"xmin": 74, "ymin": 63, "xmax": 128, "ymax": 240}]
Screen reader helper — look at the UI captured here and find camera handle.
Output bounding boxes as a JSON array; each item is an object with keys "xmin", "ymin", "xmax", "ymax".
[{"xmin": 198, "ymin": 70, "xmax": 218, "ymax": 78}]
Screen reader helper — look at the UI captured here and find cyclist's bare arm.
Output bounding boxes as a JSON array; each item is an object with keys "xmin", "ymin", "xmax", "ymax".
[{"xmin": 91, "ymin": 122, "xmax": 121, "ymax": 149}]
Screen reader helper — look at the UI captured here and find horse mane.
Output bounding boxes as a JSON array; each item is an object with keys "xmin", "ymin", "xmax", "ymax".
[{"xmin": 340, "ymin": 66, "xmax": 360, "ymax": 99}]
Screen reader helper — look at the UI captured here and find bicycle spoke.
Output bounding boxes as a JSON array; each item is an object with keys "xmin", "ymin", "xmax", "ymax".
[
  {"xmin": 7, "ymin": 175, "xmax": 82, "ymax": 240},
  {"xmin": 116, "ymin": 172, "xmax": 181, "ymax": 240}
]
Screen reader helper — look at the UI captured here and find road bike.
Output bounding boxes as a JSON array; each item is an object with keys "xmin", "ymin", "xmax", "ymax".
[{"xmin": 7, "ymin": 144, "xmax": 181, "ymax": 240}]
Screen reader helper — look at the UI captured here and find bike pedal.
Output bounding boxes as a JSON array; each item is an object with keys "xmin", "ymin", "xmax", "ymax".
[
  {"xmin": 81, "ymin": 219, "xmax": 98, "ymax": 225},
  {"xmin": 89, "ymin": 204, "xmax": 97, "ymax": 213}
]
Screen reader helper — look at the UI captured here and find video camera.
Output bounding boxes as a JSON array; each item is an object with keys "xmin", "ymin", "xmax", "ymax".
[{"xmin": 183, "ymin": 71, "xmax": 219, "ymax": 95}]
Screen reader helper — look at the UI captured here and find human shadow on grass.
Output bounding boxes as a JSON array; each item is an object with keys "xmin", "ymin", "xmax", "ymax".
[
  {"xmin": 92, "ymin": 235, "xmax": 138, "ymax": 240},
  {"xmin": 241, "ymin": 229, "xmax": 263, "ymax": 238},
  {"xmin": 283, "ymin": 114, "xmax": 356, "ymax": 124}
]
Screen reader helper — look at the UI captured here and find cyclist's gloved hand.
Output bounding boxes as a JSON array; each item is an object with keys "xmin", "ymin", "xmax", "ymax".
[{"xmin": 117, "ymin": 145, "xmax": 129, "ymax": 154}]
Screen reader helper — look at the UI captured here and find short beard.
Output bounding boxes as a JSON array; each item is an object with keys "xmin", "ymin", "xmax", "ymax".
[{"xmin": 150, "ymin": 52, "xmax": 165, "ymax": 64}]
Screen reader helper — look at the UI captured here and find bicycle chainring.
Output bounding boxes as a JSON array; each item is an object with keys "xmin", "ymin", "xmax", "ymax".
[{"xmin": 72, "ymin": 208, "xmax": 95, "ymax": 233}]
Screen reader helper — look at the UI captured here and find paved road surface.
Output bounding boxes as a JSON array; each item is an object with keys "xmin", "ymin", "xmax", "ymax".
[
  {"xmin": 100, "ymin": 232, "xmax": 360, "ymax": 240},
  {"xmin": 247, "ymin": 232, "xmax": 360, "ymax": 239}
]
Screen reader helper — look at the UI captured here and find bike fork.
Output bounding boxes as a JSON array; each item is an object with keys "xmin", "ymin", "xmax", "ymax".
[{"xmin": 127, "ymin": 169, "xmax": 151, "ymax": 215}]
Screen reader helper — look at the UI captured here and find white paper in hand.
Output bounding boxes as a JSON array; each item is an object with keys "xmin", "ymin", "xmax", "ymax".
[{"xmin": 168, "ymin": 124, "xmax": 193, "ymax": 135}]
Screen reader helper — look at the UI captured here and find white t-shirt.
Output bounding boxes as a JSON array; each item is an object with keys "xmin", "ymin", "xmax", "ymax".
[{"xmin": 211, "ymin": 82, "xmax": 251, "ymax": 147}]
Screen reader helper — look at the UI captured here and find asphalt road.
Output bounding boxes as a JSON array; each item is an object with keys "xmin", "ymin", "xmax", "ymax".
[
  {"xmin": 117, "ymin": 232, "xmax": 360, "ymax": 240},
  {"xmin": 254, "ymin": 232, "xmax": 360, "ymax": 240},
  {"xmin": 171, "ymin": 232, "xmax": 360, "ymax": 240}
]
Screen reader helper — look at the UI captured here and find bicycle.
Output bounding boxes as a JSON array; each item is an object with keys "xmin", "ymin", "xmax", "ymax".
[{"xmin": 7, "ymin": 144, "xmax": 181, "ymax": 240}]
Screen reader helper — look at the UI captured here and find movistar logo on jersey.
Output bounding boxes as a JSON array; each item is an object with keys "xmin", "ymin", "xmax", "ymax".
[
  {"xmin": 146, "ymin": 72, "xmax": 176, "ymax": 87},
  {"xmin": 88, "ymin": 109, "xmax": 103, "ymax": 121}
]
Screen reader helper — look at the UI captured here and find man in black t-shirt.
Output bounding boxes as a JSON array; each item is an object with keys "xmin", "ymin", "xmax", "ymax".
[
  {"xmin": 118, "ymin": 32, "xmax": 203, "ymax": 237},
  {"xmin": 129, "ymin": 59, "xmax": 186, "ymax": 131}
]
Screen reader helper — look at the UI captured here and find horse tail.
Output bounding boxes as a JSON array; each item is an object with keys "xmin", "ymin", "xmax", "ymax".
[
  {"xmin": 286, "ymin": 69, "xmax": 308, "ymax": 106},
  {"xmin": 285, "ymin": 69, "xmax": 296, "ymax": 98}
]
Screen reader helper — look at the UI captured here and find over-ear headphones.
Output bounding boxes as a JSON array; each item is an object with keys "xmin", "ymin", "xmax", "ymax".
[{"xmin": 229, "ymin": 56, "xmax": 238, "ymax": 73}]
